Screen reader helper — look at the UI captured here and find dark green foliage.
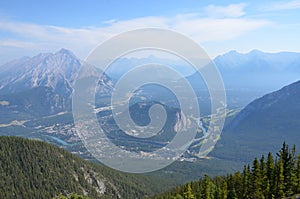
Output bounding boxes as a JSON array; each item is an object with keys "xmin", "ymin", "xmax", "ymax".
[
  {"xmin": 250, "ymin": 157, "xmax": 264, "ymax": 198},
  {"xmin": 0, "ymin": 136, "xmax": 167, "ymax": 198},
  {"xmin": 53, "ymin": 193, "xmax": 90, "ymax": 199},
  {"xmin": 155, "ymin": 142, "xmax": 300, "ymax": 199}
]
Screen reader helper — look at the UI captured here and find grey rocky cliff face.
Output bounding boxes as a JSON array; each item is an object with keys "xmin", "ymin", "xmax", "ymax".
[{"xmin": 0, "ymin": 49, "xmax": 113, "ymax": 115}]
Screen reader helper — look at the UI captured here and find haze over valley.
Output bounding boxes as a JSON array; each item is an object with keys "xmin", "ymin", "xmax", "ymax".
[{"xmin": 1, "ymin": 0, "xmax": 300, "ymax": 198}]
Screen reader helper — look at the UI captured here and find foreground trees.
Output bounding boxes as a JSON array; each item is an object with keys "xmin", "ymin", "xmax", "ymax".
[{"xmin": 156, "ymin": 142, "xmax": 300, "ymax": 199}]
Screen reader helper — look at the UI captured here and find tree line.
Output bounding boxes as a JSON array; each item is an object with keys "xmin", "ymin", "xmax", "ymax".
[{"xmin": 155, "ymin": 142, "xmax": 300, "ymax": 199}]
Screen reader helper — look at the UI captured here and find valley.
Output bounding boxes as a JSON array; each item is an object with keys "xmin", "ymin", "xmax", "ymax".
[
  {"xmin": 1, "ymin": 1, "xmax": 300, "ymax": 198},
  {"xmin": 0, "ymin": 48, "xmax": 299, "ymax": 198}
]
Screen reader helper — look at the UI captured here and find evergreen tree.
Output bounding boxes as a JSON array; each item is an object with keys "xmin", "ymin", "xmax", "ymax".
[
  {"xmin": 227, "ymin": 175, "xmax": 238, "ymax": 199},
  {"xmin": 296, "ymin": 155, "xmax": 300, "ymax": 193},
  {"xmin": 277, "ymin": 142, "xmax": 296, "ymax": 196},
  {"xmin": 183, "ymin": 183, "xmax": 195, "ymax": 199},
  {"xmin": 242, "ymin": 165, "xmax": 250, "ymax": 198},
  {"xmin": 233, "ymin": 172, "xmax": 243, "ymax": 198},
  {"xmin": 220, "ymin": 179, "xmax": 228, "ymax": 199},
  {"xmin": 290, "ymin": 145, "xmax": 298, "ymax": 195},
  {"xmin": 156, "ymin": 142, "xmax": 300, "ymax": 199},
  {"xmin": 266, "ymin": 152, "xmax": 275, "ymax": 199},
  {"xmin": 275, "ymin": 158, "xmax": 285, "ymax": 198},
  {"xmin": 204, "ymin": 175, "xmax": 212, "ymax": 199},
  {"xmin": 260, "ymin": 155, "xmax": 268, "ymax": 197},
  {"xmin": 250, "ymin": 157, "xmax": 264, "ymax": 199},
  {"xmin": 213, "ymin": 176, "xmax": 223, "ymax": 199}
]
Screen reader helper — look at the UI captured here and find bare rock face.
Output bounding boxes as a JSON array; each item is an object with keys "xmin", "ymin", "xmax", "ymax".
[{"xmin": 0, "ymin": 49, "xmax": 113, "ymax": 117}]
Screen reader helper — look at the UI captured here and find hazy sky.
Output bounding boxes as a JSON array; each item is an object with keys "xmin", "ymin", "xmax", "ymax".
[{"xmin": 0, "ymin": 0, "xmax": 300, "ymax": 64}]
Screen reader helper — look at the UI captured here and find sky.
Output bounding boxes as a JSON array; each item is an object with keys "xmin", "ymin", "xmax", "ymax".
[{"xmin": 0, "ymin": 0, "xmax": 300, "ymax": 64}]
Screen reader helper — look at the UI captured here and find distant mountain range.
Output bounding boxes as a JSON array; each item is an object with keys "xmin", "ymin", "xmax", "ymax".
[
  {"xmin": 0, "ymin": 48, "xmax": 300, "ymax": 175},
  {"xmin": 101, "ymin": 49, "xmax": 300, "ymax": 112},
  {"xmin": 1, "ymin": 48, "xmax": 299, "ymax": 115},
  {"xmin": 106, "ymin": 50, "xmax": 300, "ymax": 93},
  {"xmin": 187, "ymin": 49, "xmax": 300, "ymax": 108},
  {"xmin": 214, "ymin": 49, "xmax": 300, "ymax": 91}
]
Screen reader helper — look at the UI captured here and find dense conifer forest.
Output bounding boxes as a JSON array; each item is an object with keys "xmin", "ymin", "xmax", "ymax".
[
  {"xmin": 155, "ymin": 142, "xmax": 300, "ymax": 199},
  {"xmin": 0, "ymin": 136, "xmax": 168, "ymax": 198},
  {"xmin": 1, "ymin": 136, "xmax": 300, "ymax": 199}
]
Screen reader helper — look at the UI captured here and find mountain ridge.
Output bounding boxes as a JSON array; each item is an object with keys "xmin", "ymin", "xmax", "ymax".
[
  {"xmin": 0, "ymin": 136, "xmax": 171, "ymax": 198},
  {"xmin": 0, "ymin": 49, "xmax": 113, "ymax": 119},
  {"xmin": 211, "ymin": 79, "xmax": 300, "ymax": 163}
]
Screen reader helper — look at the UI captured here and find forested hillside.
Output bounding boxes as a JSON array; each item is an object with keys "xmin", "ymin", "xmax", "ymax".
[
  {"xmin": 155, "ymin": 142, "xmax": 300, "ymax": 199},
  {"xmin": 0, "ymin": 136, "xmax": 169, "ymax": 198}
]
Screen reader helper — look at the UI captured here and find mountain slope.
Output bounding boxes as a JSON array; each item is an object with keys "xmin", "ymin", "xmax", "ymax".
[
  {"xmin": 0, "ymin": 136, "xmax": 169, "ymax": 198},
  {"xmin": 211, "ymin": 80, "xmax": 300, "ymax": 162},
  {"xmin": 0, "ymin": 48, "xmax": 113, "ymax": 98},
  {"xmin": 0, "ymin": 49, "xmax": 113, "ymax": 119},
  {"xmin": 0, "ymin": 49, "xmax": 80, "ymax": 96},
  {"xmin": 0, "ymin": 86, "xmax": 70, "ymax": 123}
]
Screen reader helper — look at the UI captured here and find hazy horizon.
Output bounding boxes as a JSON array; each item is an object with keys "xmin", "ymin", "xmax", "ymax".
[{"xmin": 1, "ymin": 0, "xmax": 300, "ymax": 64}]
